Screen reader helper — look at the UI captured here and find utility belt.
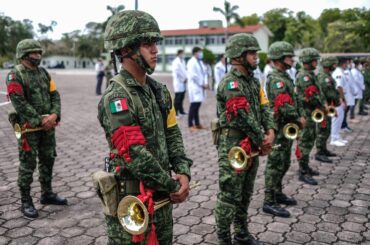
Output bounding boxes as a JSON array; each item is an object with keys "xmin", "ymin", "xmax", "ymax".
[{"xmin": 221, "ymin": 128, "xmax": 245, "ymax": 138}]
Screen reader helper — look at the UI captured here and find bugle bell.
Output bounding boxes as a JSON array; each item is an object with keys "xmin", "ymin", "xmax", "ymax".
[
  {"xmin": 117, "ymin": 181, "xmax": 201, "ymax": 235},
  {"xmin": 327, "ymin": 105, "xmax": 336, "ymax": 117},
  {"xmin": 14, "ymin": 123, "xmax": 44, "ymax": 140},
  {"xmin": 311, "ymin": 108, "xmax": 324, "ymax": 123},
  {"xmin": 228, "ymin": 144, "xmax": 281, "ymax": 172},
  {"xmin": 283, "ymin": 123, "xmax": 300, "ymax": 140}
]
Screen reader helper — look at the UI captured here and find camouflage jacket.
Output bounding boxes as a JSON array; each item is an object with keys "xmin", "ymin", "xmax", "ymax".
[
  {"xmin": 216, "ymin": 67, "xmax": 276, "ymax": 148},
  {"xmin": 364, "ymin": 67, "xmax": 370, "ymax": 85},
  {"xmin": 295, "ymin": 68, "xmax": 325, "ymax": 114},
  {"xmin": 317, "ymin": 71, "xmax": 340, "ymax": 107},
  {"xmin": 97, "ymin": 69, "xmax": 192, "ymax": 195},
  {"xmin": 6, "ymin": 64, "xmax": 61, "ymax": 127},
  {"xmin": 266, "ymin": 68, "xmax": 304, "ymax": 125}
]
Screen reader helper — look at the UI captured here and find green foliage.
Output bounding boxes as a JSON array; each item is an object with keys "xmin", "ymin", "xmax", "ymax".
[
  {"xmin": 203, "ymin": 48, "xmax": 216, "ymax": 65},
  {"xmin": 262, "ymin": 8, "xmax": 293, "ymax": 43},
  {"xmin": 240, "ymin": 14, "xmax": 260, "ymax": 26},
  {"xmin": 213, "ymin": 1, "xmax": 244, "ymax": 40},
  {"xmin": 258, "ymin": 52, "xmax": 267, "ymax": 71}
]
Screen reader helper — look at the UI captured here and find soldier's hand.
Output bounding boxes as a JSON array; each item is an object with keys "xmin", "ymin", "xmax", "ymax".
[
  {"xmin": 42, "ymin": 114, "xmax": 58, "ymax": 131},
  {"xmin": 260, "ymin": 129, "xmax": 275, "ymax": 156},
  {"xmin": 169, "ymin": 174, "xmax": 190, "ymax": 204}
]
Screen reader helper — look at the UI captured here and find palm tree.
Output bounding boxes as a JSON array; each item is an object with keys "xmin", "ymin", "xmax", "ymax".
[
  {"xmin": 213, "ymin": 0, "xmax": 244, "ymax": 41},
  {"xmin": 102, "ymin": 4, "xmax": 126, "ymax": 31}
]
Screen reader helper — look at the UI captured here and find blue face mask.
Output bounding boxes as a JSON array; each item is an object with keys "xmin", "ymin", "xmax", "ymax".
[{"xmin": 197, "ymin": 52, "xmax": 203, "ymax": 60}]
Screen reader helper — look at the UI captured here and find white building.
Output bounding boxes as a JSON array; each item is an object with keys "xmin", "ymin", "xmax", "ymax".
[
  {"xmin": 158, "ymin": 23, "xmax": 273, "ymax": 72},
  {"xmin": 41, "ymin": 55, "xmax": 95, "ymax": 69}
]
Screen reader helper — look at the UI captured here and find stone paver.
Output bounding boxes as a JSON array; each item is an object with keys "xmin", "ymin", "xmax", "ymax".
[{"xmin": 1, "ymin": 70, "xmax": 369, "ymax": 244}]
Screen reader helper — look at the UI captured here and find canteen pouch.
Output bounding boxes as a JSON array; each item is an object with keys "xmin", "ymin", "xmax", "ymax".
[
  {"xmin": 8, "ymin": 110, "xmax": 19, "ymax": 128},
  {"xmin": 211, "ymin": 118, "xmax": 221, "ymax": 145},
  {"xmin": 92, "ymin": 170, "xmax": 119, "ymax": 216}
]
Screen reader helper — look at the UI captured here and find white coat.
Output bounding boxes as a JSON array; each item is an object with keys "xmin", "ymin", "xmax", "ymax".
[
  {"xmin": 344, "ymin": 69, "xmax": 358, "ymax": 105},
  {"xmin": 171, "ymin": 56, "xmax": 187, "ymax": 93},
  {"xmin": 351, "ymin": 68, "xmax": 365, "ymax": 99},
  {"xmin": 187, "ymin": 56, "xmax": 208, "ymax": 103},
  {"xmin": 332, "ymin": 67, "xmax": 355, "ymax": 106},
  {"xmin": 214, "ymin": 61, "xmax": 226, "ymax": 91}
]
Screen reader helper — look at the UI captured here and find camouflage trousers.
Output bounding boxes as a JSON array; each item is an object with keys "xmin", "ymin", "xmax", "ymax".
[
  {"xmin": 17, "ymin": 131, "xmax": 56, "ymax": 200},
  {"xmin": 264, "ymin": 126, "xmax": 293, "ymax": 203},
  {"xmin": 215, "ymin": 136, "xmax": 259, "ymax": 244},
  {"xmin": 105, "ymin": 203, "xmax": 173, "ymax": 245},
  {"xmin": 316, "ymin": 115, "xmax": 331, "ymax": 153},
  {"xmin": 298, "ymin": 117, "xmax": 317, "ymax": 172}
]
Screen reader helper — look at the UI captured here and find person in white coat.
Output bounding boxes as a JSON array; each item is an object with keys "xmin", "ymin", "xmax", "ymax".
[
  {"xmin": 331, "ymin": 58, "xmax": 349, "ymax": 146},
  {"xmin": 351, "ymin": 59, "xmax": 368, "ymax": 116},
  {"xmin": 343, "ymin": 59, "xmax": 358, "ymax": 128},
  {"xmin": 187, "ymin": 46, "xmax": 208, "ymax": 131},
  {"xmin": 214, "ymin": 54, "xmax": 227, "ymax": 92},
  {"xmin": 172, "ymin": 49, "xmax": 188, "ymax": 116}
]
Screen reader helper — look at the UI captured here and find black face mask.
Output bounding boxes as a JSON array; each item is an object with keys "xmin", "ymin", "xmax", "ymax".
[{"xmin": 26, "ymin": 56, "xmax": 41, "ymax": 66}]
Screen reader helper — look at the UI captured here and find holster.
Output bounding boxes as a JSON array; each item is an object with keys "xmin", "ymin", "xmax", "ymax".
[
  {"xmin": 92, "ymin": 170, "xmax": 119, "ymax": 216},
  {"xmin": 8, "ymin": 110, "xmax": 19, "ymax": 128},
  {"xmin": 210, "ymin": 118, "xmax": 221, "ymax": 145}
]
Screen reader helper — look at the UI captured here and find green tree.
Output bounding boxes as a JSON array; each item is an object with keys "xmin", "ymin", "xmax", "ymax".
[
  {"xmin": 318, "ymin": 8, "xmax": 341, "ymax": 34},
  {"xmin": 213, "ymin": 0, "xmax": 244, "ymax": 40},
  {"xmin": 262, "ymin": 8, "xmax": 293, "ymax": 43},
  {"xmin": 240, "ymin": 14, "xmax": 260, "ymax": 26}
]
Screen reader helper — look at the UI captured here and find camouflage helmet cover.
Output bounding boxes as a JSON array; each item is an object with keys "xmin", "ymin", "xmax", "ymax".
[
  {"xmin": 16, "ymin": 39, "xmax": 43, "ymax": 60},
  {"xmin": 268, "ymin": 41, "xmax": 294, "ymax": 60},
  {"xmin": 299, "ymin": 47, "xmax": 320, "ymax": 63},
  {"xmin": 321, "ymin": 56, "xmax": 338, "ymax": 67},
  {"xmin": 104, "ymin": 10, "xmax": 163, "ymax": 51},
  {"xmin": 225, "ymin": 33, "xmax": 260, "ymax": 59}
]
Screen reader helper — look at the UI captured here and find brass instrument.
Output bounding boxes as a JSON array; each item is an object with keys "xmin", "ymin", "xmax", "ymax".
[
  {"xmin": 117, "ymin": 181, "xmax": 201, "ymax": 235},
  {"xmin": 327, "ymin": 105, "xmax": 336, "ymax": 117},
  {"xmin": 14, "ymin": 123, "xmax": 43, "ymax": 140},
  {"xmin": 228, "ymin": 144, "xmax": 281, "ymax": 172},
  {"xmin": 311, "ymin": 108, "xmax": 324, "ymax": 123},
  {"xmin": 283, "ymin": 123, "xmax": 300, "ymax": 140}
]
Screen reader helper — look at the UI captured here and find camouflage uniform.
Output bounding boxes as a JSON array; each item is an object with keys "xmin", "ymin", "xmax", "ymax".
[
  {"xmin": 215, "ymin": 33, "xmax": 275, "ymax": 244},
  {"xmin": 6, "ymin": 39, "xmax": 63, "ymax": 217},
  {"xmin": 98, "ymin": 11, "xmax": 192, "ymax": 245},
  {"xmin": 363, "ymin": 61, "xmax": 370, "ymax": 103},
  {"xmin": 263, "ymin": 42, "xmax": 304, "ymax": 214},
  {"xmin": 316, "ymin": 57, "xmax": 340, "ymax": 155},
  {"xmin": 295, "ymin": 48, "xmax": 325, "ymax": 184}
]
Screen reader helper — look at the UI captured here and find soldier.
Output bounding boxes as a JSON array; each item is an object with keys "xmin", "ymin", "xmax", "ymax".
[
  {"xmin": 263, "ymin": 41, "xmax": 305, "ymax": 218},
  {"xmin": 215, "ymin": 33, "xmax": 276, "ymax": 245},
  {"xmin": 98, "ymin": 10, "xmax": 192, "ymax": 244},
  {"xmin": 295, "ymin": 48, "xmax": 327, "ymax": 185},
  {"xmin": 315, "ymin": 57, "xmax": 341, "ymax": 162},
  {"xmin": 6, "ymin": 39, "xmax": 67, "ymax": 218}
]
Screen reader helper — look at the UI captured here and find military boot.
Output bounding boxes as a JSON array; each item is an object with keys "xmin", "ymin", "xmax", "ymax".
[
  {"xmin": 217, "ymin": 232, "xmax": 232, "ymax": 245},
  {"xmin": 323, "ymin": 149, "xmax": 337, "ymax": 157},
  {"xmin": 299, "ymin": 172, "xmax": 318, "ymax": 185},
  {"xmin": 276, "ymin": 193, "xmax": 297, "ymax": 206},
  {"xmin": 233, "ymin": 234, "xmax": 264, "ymax": 245},
  {"xmin": 262, "ymin": 202, "xmax": 290, "ymax": 218},
  {"xmin": 40, "ymin": 192, "xmax": 68, "ymax": 205},
  {"xmin": 315, "ymin": 153, "xmax": 333, "ymax": 163},
  {"xmin": 308, "ymin": 167, "xmax": 319, "ymax": 176},
  {"xmin": 21, "ymin": 197, "xmax": 38, "ymax": 218}
]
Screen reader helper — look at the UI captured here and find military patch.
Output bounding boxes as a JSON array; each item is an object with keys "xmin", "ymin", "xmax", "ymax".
[
  {"xmin": 259, "ymin": 86, "xmax": 269, "ymax": 105},
  {"xmin": 49, "ymin": 79, "xmax": 57, "ymax": 92},
  {"xmin": 109, "ymin": 98, "xmax": 128, "ymax": 113},
  {"xmin": 7, "ymin": 72, "xmax": 15, "ymax": 81},
  {"xmin": 274, "ymin": 81, "xmax": 284, "ymax": 89},
  {"xmin": 304, "ymin": 76, "xmax": 310, "ymax": 81},
  {"xmin": 167, "ymin": 105, "xmax": 177, "ymax": 128},
  {"xmin": 227, "ymin": 81, "xmax": 238, "ymax": 90}
]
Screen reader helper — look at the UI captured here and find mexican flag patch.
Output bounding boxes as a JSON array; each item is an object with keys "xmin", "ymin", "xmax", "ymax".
[
  {"xmin": 274, "ymin": 81, "xmax": 284, "ymax": 89},
  {"xmin": 109, "ymin": 98, "xmax": 128, "ymax": 113},
  {"xmin": 304, "ymin": 76, "xmax": 310, "ymax": 81},
  {"xmin": 7, "ymin": 73, "xmax": 15, "ymax": 81},
  {"xmin": 227, "ymin": 81, "xmax": 238, "ymax": 90}
]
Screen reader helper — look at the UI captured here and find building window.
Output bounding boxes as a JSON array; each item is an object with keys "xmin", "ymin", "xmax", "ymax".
[
  {"xmin": 165, "ymin": 37, "xmax": 174, "ymax": 45},
  {"xmin": 185, "ymin": 36, "xmax": 194, "ymax": 45},
  {"xmin": 174, "ymin": 37, "xmax": 183, "ymax": 45}
]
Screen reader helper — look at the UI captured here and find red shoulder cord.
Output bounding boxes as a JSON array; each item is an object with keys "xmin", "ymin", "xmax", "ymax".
[
  {"xmin": 111, "ymin": 125, "xmax": 146, "ymax": 163},
  {"xmin": 225, "ymin": 97, "xmax": 250, "ymax": 122},
  {"xmin": 304, "ymin": 85, "xmax": 319, "ymax": 102},
  {"xmin": 131, "ymin": 181, "xmax": 158, "ymax": 245},
  {"xmin": 273, "ymin": 93, "xmax": 294, "ymax": 113},
  {"xmin": 7, "ymin": 82, "xmax": 23, "ymax": 96}
]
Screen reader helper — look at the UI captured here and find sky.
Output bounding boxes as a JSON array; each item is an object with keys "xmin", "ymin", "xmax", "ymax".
[{"xmin": 1, "ymin": 0, "xmax": 369, "ymax": 40}]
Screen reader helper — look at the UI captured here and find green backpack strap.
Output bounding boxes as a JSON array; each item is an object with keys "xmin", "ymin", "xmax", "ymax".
[{"xmin": 110, "ymin": 75, "xmax": 146, "ymax": 125}]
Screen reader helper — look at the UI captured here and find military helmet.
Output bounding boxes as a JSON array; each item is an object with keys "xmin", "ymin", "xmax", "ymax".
[
  {"xmin": 16, "ymin": 39, "xmax": 43, "ymax": 60},
  {"xmin": 225, "ymin": 33, "xmax": 260, "ymax": 59},
  {"xmin": 321, "ymin": 56, "xmax": 338, "ymax": 67},
  {"xmin": 104, "ymin": 10, "xmax": 163, "ymax": 51},
  {"xmin": 299, "ymin": 48, "xmax": 320, "ymax": 63},
  {"xmin": 268, "ymin": 41, "xmax": 294, "ymax": 60}
]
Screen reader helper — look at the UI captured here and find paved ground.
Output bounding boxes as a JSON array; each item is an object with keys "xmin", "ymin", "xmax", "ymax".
[{"xmin": 0, "ymin": 70, "xmax": 369, "ymax": 245}]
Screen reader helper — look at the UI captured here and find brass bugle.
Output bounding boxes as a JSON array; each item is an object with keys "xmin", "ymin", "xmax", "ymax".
[
  {"xmin": 283, "ymin": 123, "xmax": 300, "ymax": 140},
  {"xmin": 14, "ymin": 123, "xmax": 43, "ymax": 140},
  {"xmin": 228, "ymin": 144, "xmax": 281, "ymax": 172},
  {"xmin": 311, "ymin": 108, "xmax": 324, "ymax": 123},
  {"xmin": 117, "ymin": 181, "xmax": 201, "ymax": 235},
  {"xmin": 327, "ymin": 105, "xmax": 336, "ymax": 117}
]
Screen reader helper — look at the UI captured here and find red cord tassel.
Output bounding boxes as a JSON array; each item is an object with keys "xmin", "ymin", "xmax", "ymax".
[
  {"xmin": 295, "ymin": 140, "xmax": 302, "ymax": 160},
  {"xmin": 147, "ymin": 223, "xmax": 159, "ymax": 245},
  {"xmin": 132, "ymin": 234, "xmax": 145, "ymax": 243},
  {"xmin": 21, "ymin": 137, "xmax": 31, "ymax": 152},
  {"xmin": 321, "ymin": 118, "xmax": 327, "ymax": 128}
]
